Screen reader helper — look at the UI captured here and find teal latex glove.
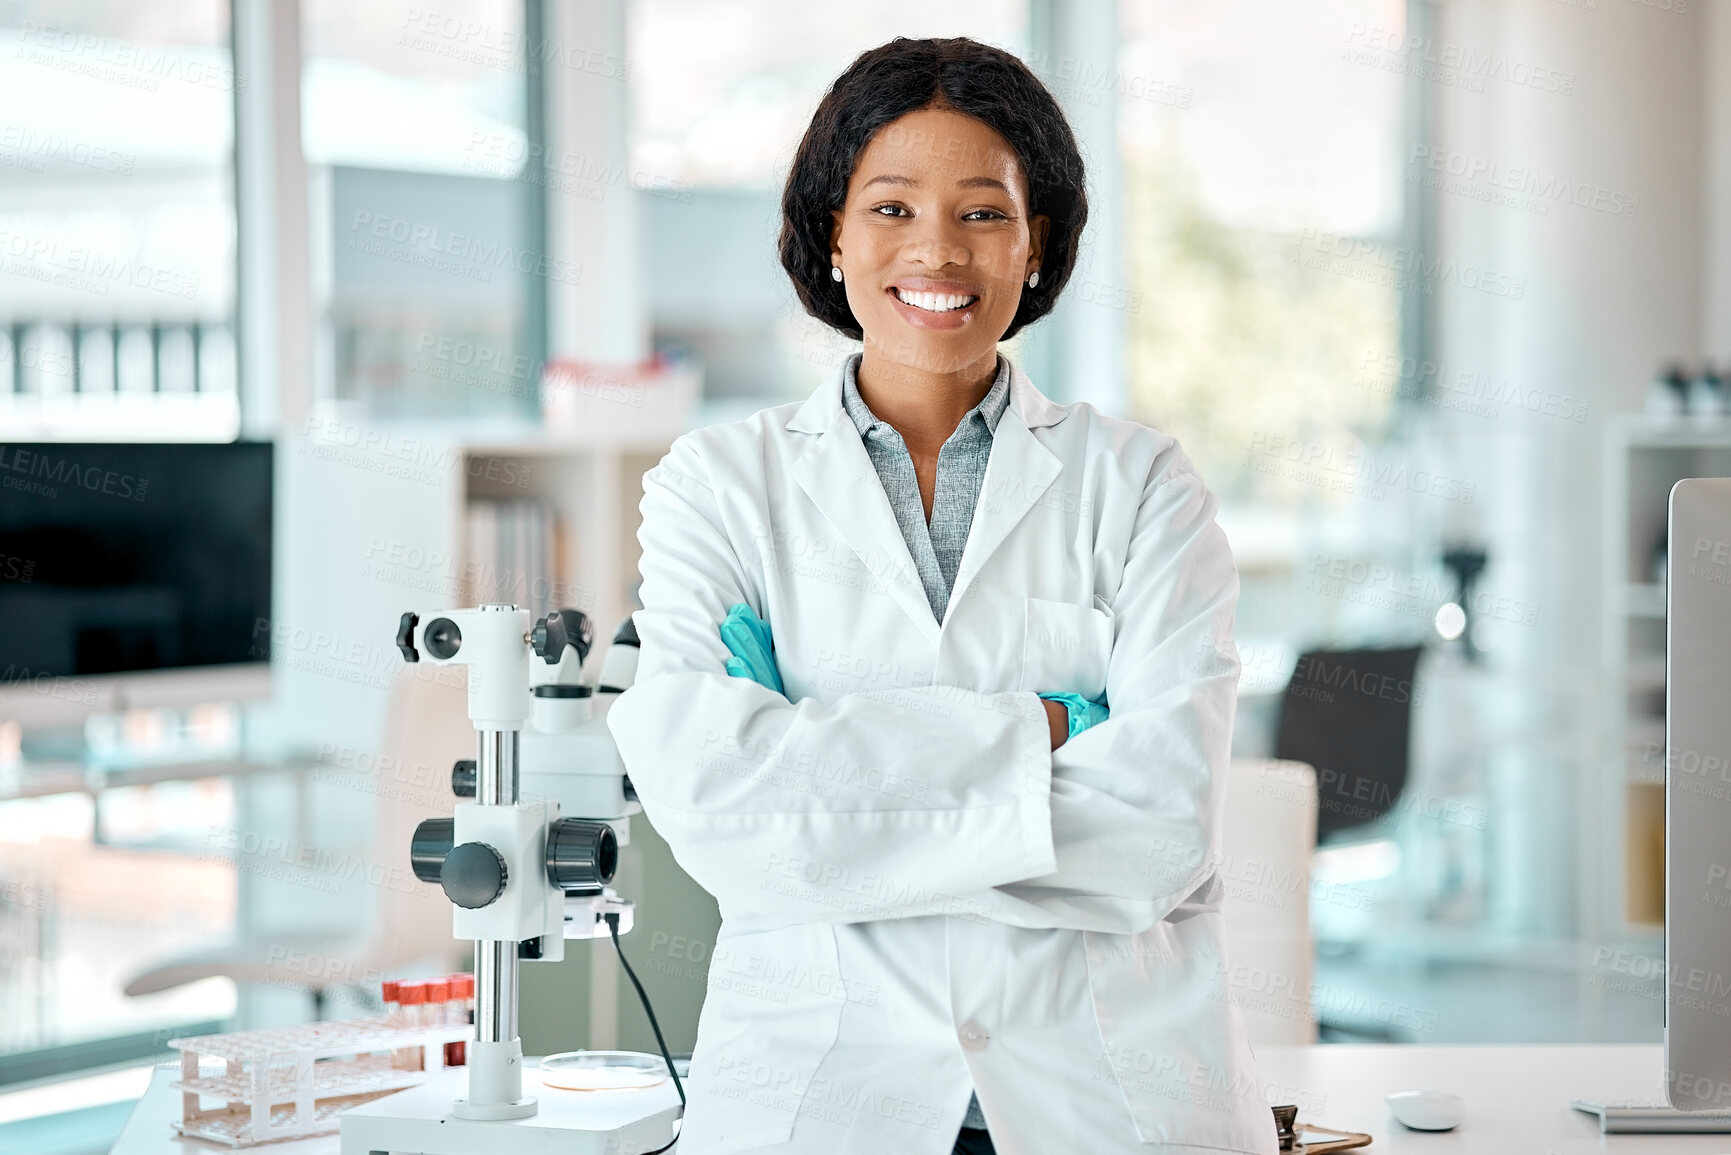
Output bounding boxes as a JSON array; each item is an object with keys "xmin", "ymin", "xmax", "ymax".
[
  {"xmin": 1038, "ymin": 691, "xmax": 1110, "ymax": 739},
  {"xmin": 719, "ymin": 603, "xmax": 785, "ymax": 695}
]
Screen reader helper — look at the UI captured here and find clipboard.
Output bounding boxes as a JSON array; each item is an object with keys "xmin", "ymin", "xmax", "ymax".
[{"xmin": 1273, "ymin": 1104, "xmax": 1374, "ymax": 1153}]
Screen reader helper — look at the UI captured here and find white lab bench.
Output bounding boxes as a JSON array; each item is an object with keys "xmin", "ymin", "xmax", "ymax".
[
  {"xmin": 111, "ymin": 1060, "xmax": 681, "ymax": 1154},
  {"xmin": 108, "ymin": 1044, "xmax": 1731, "ymax": 1153}
]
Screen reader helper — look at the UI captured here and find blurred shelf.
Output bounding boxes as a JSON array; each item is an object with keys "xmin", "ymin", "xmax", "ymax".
[
  {"xmin": 1600, "ymin": 414, "xmax": 1716, "ymax": 940},
  {"xmin": 303, "ymin": 415, "xmax": 678, "ymax": 457},
  {"xmin": 1609, "ymin": 413, "xmax": 1731, "ymax": 447}
]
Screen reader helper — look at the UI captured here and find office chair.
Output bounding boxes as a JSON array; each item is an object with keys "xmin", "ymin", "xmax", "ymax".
[
  {"xmin": 1270, "ymin": 646, "xmax": 1423, "ymax": 1041},
  {"xmin": 1273, "ymin": 647, "xmax": 1422, "ymax": 842}
]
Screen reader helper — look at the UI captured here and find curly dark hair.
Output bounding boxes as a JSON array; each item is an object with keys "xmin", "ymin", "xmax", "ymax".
[{"xmin": 778, "ymin": 37, "xmax": 1089, "ymax": 343}]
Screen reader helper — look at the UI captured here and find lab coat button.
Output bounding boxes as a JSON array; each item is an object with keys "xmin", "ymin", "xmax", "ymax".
[{"xmin": 959, "ymin": 1022, "xmax": 990, "ymax": 1052}]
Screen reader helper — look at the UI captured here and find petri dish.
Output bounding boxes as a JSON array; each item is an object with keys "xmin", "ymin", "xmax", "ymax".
[{"xmin": 539, "ymin": 1050, "xmax": 670, "ymax": 1091}]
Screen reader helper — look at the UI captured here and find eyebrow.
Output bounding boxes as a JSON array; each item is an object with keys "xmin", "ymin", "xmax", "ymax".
[{"xmin": 861, "ymin": 173, "xmax": 1014, "ymax": 194}]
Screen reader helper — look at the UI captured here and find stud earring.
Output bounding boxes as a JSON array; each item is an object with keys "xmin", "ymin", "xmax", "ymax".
[
  {"xmin": 1027, "ymin": 271, "xmax": 1040, "ymax": 289},
  {"xmin": 831, "ymin": 266, "xmax": 843, "ymax": 283}
]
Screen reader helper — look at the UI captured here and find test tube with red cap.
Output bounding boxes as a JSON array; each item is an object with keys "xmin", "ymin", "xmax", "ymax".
[
  {"xmin": 380, "ymin": 980, "xmax": 401, "ymax": 1027},
  {"xmin": 398, "ymin": 979, "xmax": 427, "ymax": 1028},
  {"xmin": 389, "ymin": 981, "xmax": 425, "ymax": 1070},
  {"xmin": 427, "ymin": 978, "xmax": 451, "ymax": 1027},
  {"xmin": 444, "ymin": 974, "xmax": 474, "ymax": 1066}
]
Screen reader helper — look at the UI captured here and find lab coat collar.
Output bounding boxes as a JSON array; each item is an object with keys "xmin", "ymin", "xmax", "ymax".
[
  {"xmin": 784, "ymin": 354, "xmax": 1069, "ymax": 435},
  {"xmin": 787, "ymin": 355, "xmax": 1067, "ymax": 639}
]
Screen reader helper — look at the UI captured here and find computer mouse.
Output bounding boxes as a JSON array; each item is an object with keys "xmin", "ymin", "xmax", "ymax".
[{"xmin": 1387, "ymin": 1090, "xmax": 1464, "ymax": 1131}]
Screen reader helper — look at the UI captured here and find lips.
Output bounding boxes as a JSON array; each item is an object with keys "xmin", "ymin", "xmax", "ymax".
[{"xmin": 884, "ymin": 283, "xmax": 981, "ymax": 331}]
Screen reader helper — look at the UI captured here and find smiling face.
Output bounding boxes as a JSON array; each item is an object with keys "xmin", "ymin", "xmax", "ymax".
[{"xmin": 830, "ymin": 104, "xmax": 1048, "ymax": 378}]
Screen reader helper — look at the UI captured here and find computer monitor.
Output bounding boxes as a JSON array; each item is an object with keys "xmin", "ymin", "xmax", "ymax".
[
  {"xmin": 0, "ymin": 441, "xmax": 273, "ymax": 729},
  {"xmin": 1666, "ymin": 477, "xmax": 1731, "ymax": 1110}
]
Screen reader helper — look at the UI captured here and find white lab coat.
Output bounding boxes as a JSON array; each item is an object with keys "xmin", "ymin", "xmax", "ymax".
[{"xmin": 609, "ymin": 358, "xmax": 1276, "ymax": 1155}]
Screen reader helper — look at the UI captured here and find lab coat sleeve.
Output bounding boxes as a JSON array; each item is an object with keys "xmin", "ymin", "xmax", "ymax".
[
  {"xmin": 608, "ymin": 438, "xmax": 1057, "ymax": 927},
  {"xmin": 989, "ymin": 447, "xmax": 1241, "ymax": 934}
]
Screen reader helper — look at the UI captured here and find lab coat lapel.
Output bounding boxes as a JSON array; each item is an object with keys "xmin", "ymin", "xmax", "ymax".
[
  {"xmin": 947, "ymin": 366, "xmax": 1065, "ymax": 614},
  {"xmin": 784, "ymin": 358, "xmax": 1067, "ymax": 640},
  {"xmin": 788, "ymin": 380, "xmax": 942, "ymax": 646}
]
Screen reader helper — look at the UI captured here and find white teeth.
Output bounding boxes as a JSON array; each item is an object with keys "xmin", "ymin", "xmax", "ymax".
[{"xmin": 894, "ymin": 288, "xmax": 977, "ymax": 312}]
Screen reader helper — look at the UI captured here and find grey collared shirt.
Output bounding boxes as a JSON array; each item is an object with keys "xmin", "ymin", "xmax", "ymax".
[{"xmin": 841, "ymin": 352, "xmax": 1011, "ymax": 624}]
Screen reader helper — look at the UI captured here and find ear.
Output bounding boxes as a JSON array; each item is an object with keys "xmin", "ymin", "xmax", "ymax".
[
  {"xmin": 1026, "ymin": 214, "xmax": 1051, "ymax": 279},
  {"xmin": 829, "ymin": 208, "xmax": 846, "ymax": 273}
]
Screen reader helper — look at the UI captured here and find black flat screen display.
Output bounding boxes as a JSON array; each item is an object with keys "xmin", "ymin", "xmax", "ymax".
[{"xmin": 0, "ymin": 442, "xmax": 273, "ymax": 683}]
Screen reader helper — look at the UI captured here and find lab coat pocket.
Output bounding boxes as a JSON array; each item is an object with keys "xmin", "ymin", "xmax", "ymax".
[
  {"xmin": 1082, "ymin": 917, "xmax": 1279, "ymax": 1153},
  {"xmin": 682, "ymin": 922, "xmax": 849, "ymax": 1154},
  {"xmin": 1017, "ymin": 596, "xmax": 1113, "ymax": 701}
]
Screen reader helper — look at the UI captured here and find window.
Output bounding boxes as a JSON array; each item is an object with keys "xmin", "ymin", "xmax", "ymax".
[
  {"xmin": 302, "ymin": 0, "xmax": 539, "ymax": 418},
  {"xmin": 0, "ymin": 0, "xmax": 239, "ymax": 440},
  {"xmin": 1117, "ymin": 0, "xmax": 1433, "ymax": 689},
  {"xmin": 1118, "ymin": 0, "xmax": 1408, "ymax": 505}
]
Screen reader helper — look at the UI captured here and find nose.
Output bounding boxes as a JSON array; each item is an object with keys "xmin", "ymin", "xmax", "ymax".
[{"xmin": 898, "ymin": 221, "xmax": 971, "ymax": 270}]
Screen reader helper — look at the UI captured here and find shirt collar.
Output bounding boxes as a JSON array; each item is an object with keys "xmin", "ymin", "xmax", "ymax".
[{"xmin": 841, "ymin": 352, "xmax": 1012, "ymax": 440}]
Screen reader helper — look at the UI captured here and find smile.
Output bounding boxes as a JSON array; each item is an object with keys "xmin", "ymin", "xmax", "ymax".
[{"xmin": 891, "ymin": 288, "xmax": 980, "ymax": 313}]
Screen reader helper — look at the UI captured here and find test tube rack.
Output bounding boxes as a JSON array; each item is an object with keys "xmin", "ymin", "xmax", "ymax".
[{"xmin": 168, "ymin": 1017, "xmax": 472, "ymax": 1147}]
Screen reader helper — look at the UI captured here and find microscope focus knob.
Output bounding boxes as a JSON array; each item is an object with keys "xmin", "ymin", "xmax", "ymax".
[
  {"xmin": 409, "ymin": 818, "xmax": 455, "ymax": 884},
  {"xmin": 545, "ymin": 818, "xmax": 618, "ymax": 895},
  {"xmin": 442, "ymin": 842, "xmax": 508, "ymax": 909},
  {"xmin": 531, "ymin": 609, "xmax": 594, "ymax": 666}
]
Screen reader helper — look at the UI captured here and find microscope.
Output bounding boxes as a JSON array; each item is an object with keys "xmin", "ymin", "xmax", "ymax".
[{"xmin": 340, "ymin": 605, "xmax": 682, "ymax": 1155}]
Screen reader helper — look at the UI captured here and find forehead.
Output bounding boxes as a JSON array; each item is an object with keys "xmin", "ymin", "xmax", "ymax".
[{"xmin": 852, "ymin": 106, "xmax": 1026, "ymax": 192}]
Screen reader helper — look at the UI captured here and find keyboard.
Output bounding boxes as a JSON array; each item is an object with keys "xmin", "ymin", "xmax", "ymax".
[{"xmin": 1572, "ymin": 1099, "xmax": 1731, "ymax": 1133}]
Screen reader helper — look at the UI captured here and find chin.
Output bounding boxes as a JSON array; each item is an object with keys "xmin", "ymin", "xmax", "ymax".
[{"xmin": 865, "ymin": 329, "xmax": 993, "ymax": 374}]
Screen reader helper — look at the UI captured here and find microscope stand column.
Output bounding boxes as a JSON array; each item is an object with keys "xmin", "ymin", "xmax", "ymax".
[{"xmin": 450, "ymin": 728, "xmax": 537, "ymax": 1122}]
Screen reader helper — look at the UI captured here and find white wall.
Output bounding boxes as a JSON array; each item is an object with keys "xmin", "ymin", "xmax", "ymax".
[{"xmin": 1705, "ymin": 0, "xmax": 1731, "ymax": 353}]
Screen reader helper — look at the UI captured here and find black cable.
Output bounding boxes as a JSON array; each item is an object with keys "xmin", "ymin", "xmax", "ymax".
[{"xmin": 606, "ymin": 910, "xmax": 686, "ymax": 1115}]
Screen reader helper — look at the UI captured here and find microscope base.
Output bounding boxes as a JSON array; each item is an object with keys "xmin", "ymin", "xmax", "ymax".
[
  {"xmin": 339, "ymin": 1065, "xmax": 681, "ymax": 1155},
  {"xmin": 449, "ymin": 1093, "xmax": 537, "ymax": 1121}
]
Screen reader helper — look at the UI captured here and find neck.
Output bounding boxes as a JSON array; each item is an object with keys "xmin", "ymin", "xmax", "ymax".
[{"xmin": 855, "ymin": 345, "xmax": 1000, "ymax": 456}]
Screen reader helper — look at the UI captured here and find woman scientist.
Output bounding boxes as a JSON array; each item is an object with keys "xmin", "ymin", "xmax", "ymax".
[{"xmin": 609, "ymin": 36, "xmax": 1274, "ymax": 1155}]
